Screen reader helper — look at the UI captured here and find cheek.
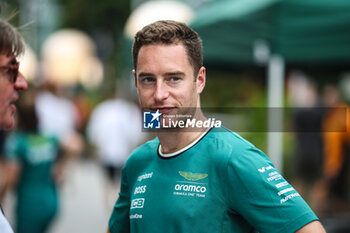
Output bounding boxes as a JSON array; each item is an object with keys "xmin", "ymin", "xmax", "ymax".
[
  {"xmin": 0, "ymin": 89, "xmax": 5, "ymax": 102},
  {"xmin": 0, "ymin": 106, "xmax": 14, "ymax": 130},
  {"xmin": 0, "ymin": 86, "xmax": 15, "ymax": 129},
  {"xmin": 138, "ymin": 86, "xmax": 154, "ymax": 97},
  {"xmin": 183, "ymin": 83, "xmax": 198, "ymax": 102},
  {"xmin": 137, "ymin": 89, "xmax": 152, "ymax": 105},
  {"xmin": 0, "ymin": 106, "xmax": 4, "ymax": 126},
  {"xmin": 0, "ymin": 93, "xmax": 6, "ymax": 115},
  {"xmin": 0, "ymin": 84, "xmax": 11, "ymax": 102}
]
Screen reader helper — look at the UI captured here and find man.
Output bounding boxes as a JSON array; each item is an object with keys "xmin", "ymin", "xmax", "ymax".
[
  {"xmin": 108, "ymin": 20, "xmax": 326, "ymax": 233},
  {"xmin": 0, "ymin": 17, "xmax": 28, "ymax": 233}
]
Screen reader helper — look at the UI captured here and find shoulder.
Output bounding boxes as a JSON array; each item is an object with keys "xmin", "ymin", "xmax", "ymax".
[
  {"xmin": 125, "ymin": 137, "xmax": 159, "ymax": 165},
  {"xmin": 38, "ymin": 134, "xmax": 60, "ymax": 148},
  {"xmin": 208, "ymin": 127, "xmax": 254, "ymax": 150},
  {"xmin": 205, "ymin": 127, "xmax": 262, "ymax": 157},
  {"xmin": 4, "ymin": 132, "xmax": 26, "ymax": 159},
  {"xmin": 205, "ymin": 127, "xmax": 273, "ymax": 170},
  {"xmin": 120, "ymin": 137, "xmax": 158, "ymax": 183},
  {"xmin": 5, "ymin": 132, "xmax": 26, "ymax": 146}
]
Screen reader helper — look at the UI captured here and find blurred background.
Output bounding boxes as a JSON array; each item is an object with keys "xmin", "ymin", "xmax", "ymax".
[{"xmin": 0, "ymin": 0, "xmax": 350, "ymax": 232}]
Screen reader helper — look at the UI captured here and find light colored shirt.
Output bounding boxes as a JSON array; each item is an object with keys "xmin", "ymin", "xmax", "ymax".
[
  {"xmin": 0, "ymin": 210, "xmax": 14, "ymax": 233},
  {"xmin": 87, "ymin": 98, "xmax": 145, "ymax": 166},
  {"xmin": 35, "ymin": 91, "xmax": 77, "ymax": 140}
]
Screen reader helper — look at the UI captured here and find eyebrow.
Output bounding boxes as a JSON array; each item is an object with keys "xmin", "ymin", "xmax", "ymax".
[
  {"xmin": 138, "ymin": 72, "xmax": 154, "ymax": 78},
  {"xmin": 164, "ymin": 72, "xmax": 185, "ymax": 77},
  {"xmin": 137, "ymin": 71, "xmax": 186, "ymax": 78}
]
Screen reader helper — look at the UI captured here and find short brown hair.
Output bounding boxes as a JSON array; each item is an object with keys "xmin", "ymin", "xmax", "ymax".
[
  {"xmin": 0, "ymin": 18, "xmax": 24, "ymax": 57},
  {"xmin": 132, "ymin": 20, "xmax": 203, "ymax": 77}
]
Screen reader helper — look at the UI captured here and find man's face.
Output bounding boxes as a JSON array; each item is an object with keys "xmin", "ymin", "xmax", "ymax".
[
  {"xmin": 0, "ymin": 53, "xmax": 28, "ymax": 130},
  {"xmin": 133, "ymin": 43, "xmax": 205, "ymax": 120}
]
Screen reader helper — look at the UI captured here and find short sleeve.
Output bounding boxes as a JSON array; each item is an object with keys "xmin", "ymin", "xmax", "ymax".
[
  {"xmin": 109, "ymin": 167, "xmax": 131, "ymax": 233},
  {"xmin": 226, "ymin": 146, "xmax": 318, "ymax": 233}
]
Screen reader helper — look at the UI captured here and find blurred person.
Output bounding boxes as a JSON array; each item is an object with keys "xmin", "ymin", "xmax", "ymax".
[
  {"xmin": 288, "ymin": 73, "xmax": 324, "ymax": 208},
  {"xmin": 72, "ymin": 86, "xmax": 94, "ymax": 133},
  {"xmin": 35, "ymin": 81, "xmax": 77, "ymax": 139},
  {"xmin": 2, "ymin": 89, "xmax": 68, "ymax": 233},
  {"xmin": 35, "ymin": 81, "xmax": 84, "ymax": 148},
  {"xmin": 0, "ymin": 16, "xmax": 28, "ymax": 233},
  {"xmin": 107, "ymin": 20, "xmax": 326, "ymax": 233},
  {"xmin": 315, "ymin": 85, "xmax": 350, "ymax": 214},
  {"xmin": 87, "ymin": 91, "xmax": 145, "ymax": 209},
  {"xmin": 35, "ymin": 82, "xmax": 84, "ymax": 162}
]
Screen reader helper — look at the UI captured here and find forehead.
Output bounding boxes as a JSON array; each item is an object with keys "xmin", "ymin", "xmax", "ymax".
[{"xmin": 137, "ymin": 43, "xmax": 192, "ymax": 71}]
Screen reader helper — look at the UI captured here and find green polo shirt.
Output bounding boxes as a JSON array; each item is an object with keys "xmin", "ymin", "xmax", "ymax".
[{"xmin": 109, "ymin": 127, "xmax": 318, "ymax": 233}]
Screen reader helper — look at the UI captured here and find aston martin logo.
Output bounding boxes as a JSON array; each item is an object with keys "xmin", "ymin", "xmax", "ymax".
[{"xmin": 179, "ymin": 171, "xmax": 208, "ymax": 181}]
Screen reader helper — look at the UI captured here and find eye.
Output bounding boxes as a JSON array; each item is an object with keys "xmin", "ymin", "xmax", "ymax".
[
  {"xmin": 6, "ymin": 68, "xmax": 14, "ymax": 77},
  {"xmin": 0, "ymin": 67, "xmax": 11, "ymax": 77},
  {"xmin": 166, "ymin": 76, "xmax": 182, "ymax": 85},
  {"xmin": 169, "ymin": 77, "xmax": 180, "ymax": 82},
  {"xmin": 140, "ymin": 77, "xmax": 155, "ymax": 85}
]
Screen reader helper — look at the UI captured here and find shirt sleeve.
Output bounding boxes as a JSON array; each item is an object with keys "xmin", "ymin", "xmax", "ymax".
[
  {"xmin": 226, "ymin": 146, "xmax": 318, "ymax": 233},
  {"xmin": 109, "ymin": 167, "xmax": 131, "ymax": 233}
]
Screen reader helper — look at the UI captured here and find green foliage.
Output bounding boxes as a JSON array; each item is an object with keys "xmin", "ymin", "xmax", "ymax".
[
  {"xmin": 200, "ymin": 69, "xmax": 268, "ymax": 149},
  {"xmin": 57, "ymin": 0, "xmax": 130, "ymax": 35},
  {"xmin": 202, "ymin": 70, "xmax": 266, "ymax": 108},
  {"xmin": 0, "ymin": 1, "xmax": 20, "ymax": 23}
]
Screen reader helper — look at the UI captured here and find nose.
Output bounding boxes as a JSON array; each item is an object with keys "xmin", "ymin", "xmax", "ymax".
[
  {"xmin": 14, "ymin": 71, "xmax": 28, "ymax": 90},
  {"xmin": 154, "ymin": 81, "xmax": 169, "ymax": 103}
]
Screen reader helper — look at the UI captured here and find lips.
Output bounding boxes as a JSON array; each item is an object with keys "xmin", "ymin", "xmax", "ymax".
[
  {"xmin": 9, "ymin": 93, "xmax": 19, "ymax": 110},
  {"xmin": 152, "ymin": 107, "xmax": 175, "ymax": 114},
  {"xmin": 11, "ymin": 92, "xmax": 19, "ymax": 103},
  {"xmin": 9, "ymin": 103, "xmax": 16, "ymax": 112}
]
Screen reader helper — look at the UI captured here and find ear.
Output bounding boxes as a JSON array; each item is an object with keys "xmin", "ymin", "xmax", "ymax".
[
  {"xmin": 196, "ymin": 66, "xmax": 206, "ymax": 94},
  {"xmin": 133, "ymin": 69, "xmax": 138, "ymax": 88}
]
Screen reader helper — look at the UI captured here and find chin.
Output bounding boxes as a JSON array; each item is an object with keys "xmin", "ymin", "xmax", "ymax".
[{"xmin": 1, "ymin": 117, "xmax": 15, "ymax": 131}]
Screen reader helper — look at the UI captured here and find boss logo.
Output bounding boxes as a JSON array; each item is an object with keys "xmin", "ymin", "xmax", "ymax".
[
  {"xmin": 134, "ymin": 185, "xmax": 147, "ymax": 195},
  {"xmin": 134, "ymin": 185, "xmax": 147, "ymax": 194}
]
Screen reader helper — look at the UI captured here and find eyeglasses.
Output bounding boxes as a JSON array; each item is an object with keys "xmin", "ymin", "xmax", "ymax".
[{"xmin": 0, "ymin": 61, "xmax": 19, "ymax": 83}]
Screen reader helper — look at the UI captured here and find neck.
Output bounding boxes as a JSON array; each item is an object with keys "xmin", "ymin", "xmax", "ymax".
[{"xmin": 157, "ymin": 110, "xmax": 207, "ymax": 154}]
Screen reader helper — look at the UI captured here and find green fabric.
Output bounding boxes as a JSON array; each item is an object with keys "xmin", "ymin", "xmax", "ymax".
[
  {"xmin": 4, "ymin": 132, "xmax": 59, "ymax": 233},
  {"xmin": 191, "ymin": 0, "xmax": 350, "ymax": 65},
  {"xmin": 109, "ymin": 127, "xmax": 317, "ymax": 233}
]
